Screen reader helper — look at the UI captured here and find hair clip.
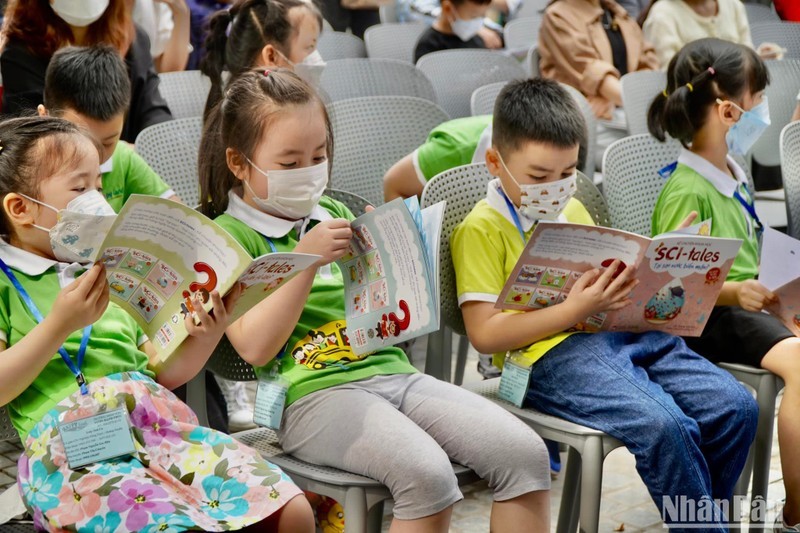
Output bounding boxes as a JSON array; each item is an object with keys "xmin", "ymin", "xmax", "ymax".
[
  {"xmin": 264, "ymin": 69, "xmax": 271, "ymax": 77},
  {"xmin": 685, "ymin": 82, "xmax": 694, "ymax": 92},
  {"xmin": 0, "ymin": 141, "xmax": 4, "ymax": 155},
  {"xmin": 707, "ymin": 67, "xmax": 715, "ymax": 76},
  {"xmin": 662, "ymin": 89, "xmax": 669, "ymax": 97}
]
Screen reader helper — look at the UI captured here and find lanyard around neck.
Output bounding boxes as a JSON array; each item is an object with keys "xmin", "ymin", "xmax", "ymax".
[
  {"xmin": 733, "ymin": 184, "xmax": 763, "ymax": 240},
  {"xmin": 0, "ymin": 258, "xmax": 91, "ymax": 394},
  {"xmin": 498, "ymin": 186, "xmax": 527, "ymax": 244}
]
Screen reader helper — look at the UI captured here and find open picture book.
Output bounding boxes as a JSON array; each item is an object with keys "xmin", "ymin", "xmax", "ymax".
[
  {"xmin": 496, "ymin": 220, "xmax": 742, "ymax": 337},
  {"xmin": 85, "ymin": 195, "xmax": 320, "ymax": 361},
  {"xmin": 338, "ymin": 197, "xmax": 445, "ymax": 355},
  {"xmin": 760, "ymin": 227, "xmax": 800, "ymax": 336}
]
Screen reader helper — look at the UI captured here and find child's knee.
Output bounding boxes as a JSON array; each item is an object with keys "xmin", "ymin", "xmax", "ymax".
[
  {"xmin": 479, "ymin": 421, "xmax": 551, "ymax": 496},
  {"xmin": 387, "ymin": 450, "xmax": 461, "ymax": 519}
]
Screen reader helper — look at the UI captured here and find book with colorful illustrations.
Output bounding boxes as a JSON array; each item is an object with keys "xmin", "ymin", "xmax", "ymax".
[
  {"xmin": 495, "ymin": 221, "xmax": 742, "ymax": 336},
  {"xmin": 90, "ymin": 195, "xmax": 320, "ymax": 361},
  {"xmin": 760, "ymin": 227, "xmax": 800, "ymax": 335},
  {"xmin": 338, "ymin": 197, "xmax": 445, "ymax": 355}
]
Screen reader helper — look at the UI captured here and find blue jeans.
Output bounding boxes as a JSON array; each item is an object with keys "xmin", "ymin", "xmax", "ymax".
[{"xmin": 526, "ymin": 331, "xmax": 758, "ymax": 532}]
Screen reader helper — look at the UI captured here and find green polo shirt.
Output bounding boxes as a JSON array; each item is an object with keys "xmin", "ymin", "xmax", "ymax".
[
  {"xmin": 214, "ymin": 193, "xmax": 416, "ymax": 406},
  {"xmin": 0, "ymin": 243, "xmax": 152, "ymax": 440},
  {"xmin": 102, "ymin": 141, "xmax": 173, "ymax": 213},
  {"xmin": 414, "ymin": 115, "xmax": 493, "ymax": 183},
  {"xmin": 651, "ymin": 150, "xmax": 759, "ymax": 282}
]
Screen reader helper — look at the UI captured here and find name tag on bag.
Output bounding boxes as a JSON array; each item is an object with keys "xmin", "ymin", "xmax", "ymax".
[
  {"xmin": 254, "ymin": 375, "xmax": 289, "ymax": 431},
  {"xmin": 58, "ymin": 408, "xmax": 136, "ymax": 469},
  {"xmin": 498, "ymin": 354, "xmax": 533, "ymax": 408}
]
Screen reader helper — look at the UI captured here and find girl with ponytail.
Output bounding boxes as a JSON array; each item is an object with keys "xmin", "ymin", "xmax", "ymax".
[{"xmin": 650, "ymin": 38, "xmax": 800, "ymax": 532}]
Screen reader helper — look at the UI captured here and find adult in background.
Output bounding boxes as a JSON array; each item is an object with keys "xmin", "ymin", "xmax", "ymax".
[
  {"xmin": 0, "ymin": 0, "xmax": 172, "ymax": 142},
  {"xmin": 132, "ymin": 0, "xmax": 193, "ymax": 72}
]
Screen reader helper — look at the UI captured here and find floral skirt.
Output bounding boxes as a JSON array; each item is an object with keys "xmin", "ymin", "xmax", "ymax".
[{"xmin": 17, "ymin": 372, "xmax": 302, "ymax": 532}]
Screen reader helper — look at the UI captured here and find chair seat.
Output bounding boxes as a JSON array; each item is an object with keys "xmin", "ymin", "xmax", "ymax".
[{"xmin": 234, "ymin": 427, "xmax": 480, "ymax": 488}]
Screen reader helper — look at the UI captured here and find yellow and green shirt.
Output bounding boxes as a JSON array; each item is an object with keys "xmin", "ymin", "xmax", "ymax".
[{"xmin": 451, "ymin": 178, "xmax": 595, "ymax": 368}]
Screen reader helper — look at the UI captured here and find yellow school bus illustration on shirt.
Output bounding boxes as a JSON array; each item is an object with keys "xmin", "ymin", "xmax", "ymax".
[{"xmin": 290, "ymin": 321, "xmax": 368, "ymax": 370}]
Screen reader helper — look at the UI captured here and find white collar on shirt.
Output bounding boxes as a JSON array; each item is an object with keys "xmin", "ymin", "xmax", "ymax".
[
  {"xmin": 677, "ymin": 148, "xmax": 748, "ymax": 198},
  {"xmin": 485, "ymin": 178, "xmax": 566, "ymax": 233},
  {"xmin": 0, "ymin": 240, "xmax": 87, "ymax": 288},
  {"xmin": 224, "ymin": 189, "xmax": 332, "ymax": 239}
]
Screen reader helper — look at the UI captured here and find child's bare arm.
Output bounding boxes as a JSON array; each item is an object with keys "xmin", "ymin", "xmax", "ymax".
[
  {"xmin": 462, "ymin": 261, "xmax": 637, "ymax": 354},
  {"xmin": 0, "ymin": 264, "xmax": 109, "ymax": 406}
]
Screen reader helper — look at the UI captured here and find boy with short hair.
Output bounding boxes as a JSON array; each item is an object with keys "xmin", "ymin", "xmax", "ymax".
[
  {"xmin": 413, "ymin": 0, "xmax": 499, "ymax": 62},
  {"xmin": 38, "ymin": 45, "xmax": 177, "ymax": 213},
  {"xmin": 451, "ymin": 77, "xmax": 758, "ymax": 528}
]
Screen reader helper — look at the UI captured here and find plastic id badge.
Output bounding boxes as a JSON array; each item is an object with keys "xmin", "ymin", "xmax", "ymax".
[
  {"xmin": 498, "ymin": 355, "xmax": 533, "ymax": 408},
  {"xmin": 58, "ymin": 407, "xmax": 137, "ymax": 469},
  {"xmin": 254, "ymin": 375, "xmax": 289, "ymax": 430}
]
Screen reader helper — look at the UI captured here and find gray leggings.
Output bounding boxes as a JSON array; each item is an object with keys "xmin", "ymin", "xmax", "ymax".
[{"xmin": 279, "ymin": 373, "xmax": 550, "ymax": 520}]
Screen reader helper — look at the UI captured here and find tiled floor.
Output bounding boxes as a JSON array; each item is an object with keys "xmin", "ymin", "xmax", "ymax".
[{"xmin": 0, "ymin": 345, "xmax": 786, "ymax": 532}]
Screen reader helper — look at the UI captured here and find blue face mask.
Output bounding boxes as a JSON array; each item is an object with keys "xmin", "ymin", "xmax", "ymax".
[{"xmin": 719, "ymin": 96, "xmax": 771, "ymax": 156}]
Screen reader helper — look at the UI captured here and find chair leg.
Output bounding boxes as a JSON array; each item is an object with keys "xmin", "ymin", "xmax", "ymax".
[
  {"xmin": 343, "ymin": 486, "xmax": 370, "ymax": 533},
  {"xmin": 747, "ymin": 375, "xmax": 779, "ymax": 530},
  {"xmin": 442, "ymin": 327, "xmax": 453, "ymax": 382},
  {"xmin": 579, "ymin": 437, "xmax": 604, "ymax": 533},
  {"xmin": 366, "ymin": 500, "xmax": 385, "ymax": 533},
  {"xmin": 454, "ymin": 335, "xmax": 469, "ymax": 386},
  {"xmin": 557, "ymin": 447, "xmax": 581, "ymax": 533}
]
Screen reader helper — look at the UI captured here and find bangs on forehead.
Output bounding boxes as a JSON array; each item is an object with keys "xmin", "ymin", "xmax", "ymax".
[{"xmin": 30, "ymin": 132, "xmax": 101, "ymax": 182}]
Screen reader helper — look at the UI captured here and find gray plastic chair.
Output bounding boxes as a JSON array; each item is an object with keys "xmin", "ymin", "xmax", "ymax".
[
  {"xmin": 157, "ymin": 70, "xmax": 212, "ymax": 119},
  {"xmin": 319, "ymin": 58, "xmax": 436, "ymax": 102},
  {"xmin": 364, "ymin": 22, "xmax": 427, "ymax": 64},
  {"xmin": 601, "ymin": 133, "xmax": 681, "ymax": 236},
  {"xmin": 745, "ymin": 2, "xmax": 780, "ymax": 23},
  {"xmin": 751, "ymin": 21, "xmax": 800, "ymax": 59},
  {"xmin": 134, "ymin": 117, "xmax": 202, "ymax": 207},
  {"xmin": 469, "ymin": 80, "xmax": 508, "ymax": 116},
  {"xmin": 420, "ymin": 165, "xmax": 624, "ymax": 533},
  {"xmin": 782, "ymin": 120, "xmax": 800, "ymax": 238},
  {"xmin": 751, "ymin": 59, "xmax": 800, "ymax": 167},
  {"xmin": 620, "ymin": 70, "xmax": 667, "ymax": 135},
  {"xmin": 416, "ymin": 49, "xmax": 526, "ymax": 118},
  {"xmin": 515, "ymin": 0, "xmax": 548, "ymax": 19},
  {"xmin": 328, "ymin": 96, "xmax": 450, "ymax": 206},
  {"xmin": 503, "ymin": 16, "xmax": 542, "ymax": 52},
  {"xmin": 0, "ymin": 407, "xmax": 33, "ymax": 532},
  {"xmin": 318, "ymin": 31, "xmax": 367, "ymax": 61},
  {"xmin": 324, "ymin": 187, "xmax": 373, "ymax": 216},
  {"xmin": 527, "ymin": 45, "xmax": 540, "ymax": 77},
  {"xmin": 186, "ymin": 336, "xmax": 480, "ymax": 533}
]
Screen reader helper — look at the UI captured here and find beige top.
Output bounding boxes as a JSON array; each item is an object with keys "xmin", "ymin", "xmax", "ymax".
[{"xmin": 643, "ymin": 0, "xmax": 753, "ymax": 67}]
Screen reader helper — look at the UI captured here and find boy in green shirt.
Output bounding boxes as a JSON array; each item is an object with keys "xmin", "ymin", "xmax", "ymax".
[
  {"xmin": 37, "ymin": 45, "xmax": 177, "ymax": 213},
  {"xmin": 452, "ymin": 78, "xmax": 757, "ymax": 529}
]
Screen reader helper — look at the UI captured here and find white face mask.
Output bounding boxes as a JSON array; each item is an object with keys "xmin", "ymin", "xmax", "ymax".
[
  {"xmin": 498, "ymin": 154, "xmax": 577, "ymax": 221},
  {"xmin": 450, "ymin": 13, "xmax": 484, "ymax": 42},
  {"xmin": 719, "ymin": 96, "xmax": 771, "ymax": 157},
  {"xmin": 21, "ymin": 190, "xmax": 116, "ymax": 263},
  {"xmin": 50, "ymin": 0, "xmax": 110, "ymax": 27},
  {"xmin": 276, "ymin": 48, "xmax": 326, "ymax": 69},
  {"xmin": 243, "ymin": 157, "xmax": 328, "ymax": 220}
]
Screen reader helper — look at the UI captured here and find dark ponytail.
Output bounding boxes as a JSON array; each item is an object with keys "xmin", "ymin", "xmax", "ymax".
[
  {"xmin": 200, "ymin": 0, "xmax": 323, "ymax": 119},
  {"xmin": 198, "ymin": 68, "xmax": 332, "ymax": 219},
  {"xmin": 647, "ymin": 38, "xmax": 769, "ymax": 146}
]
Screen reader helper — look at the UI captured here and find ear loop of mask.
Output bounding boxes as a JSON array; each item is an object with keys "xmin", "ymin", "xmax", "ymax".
[{"xmin": 15, "ymin": 192, "xmax": 57, "ymax": 233}]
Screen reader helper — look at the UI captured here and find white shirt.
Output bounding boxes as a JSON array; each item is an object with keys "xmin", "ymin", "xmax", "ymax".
[{"xmin": 132, "ymin": 0, "xmax": 174, "ymax": 58}]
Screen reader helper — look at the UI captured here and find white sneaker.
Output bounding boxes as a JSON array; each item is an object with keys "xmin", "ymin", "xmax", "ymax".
[
  {"xmin": 775, "ymin": 506, "xmax": 800, "ymax": 533},
  {"xmin": 216, "ymin": 377, "xmax": 257, "ymax": 432}
]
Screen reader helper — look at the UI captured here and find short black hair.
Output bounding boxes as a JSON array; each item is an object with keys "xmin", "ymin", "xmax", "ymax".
[
  {"xmin": 44, "ymin": 45, "xmax": 131, "ymax": 121},
  {"xmin": 493, "ymin": 78, "xmax": 586, "ymax": 158}
]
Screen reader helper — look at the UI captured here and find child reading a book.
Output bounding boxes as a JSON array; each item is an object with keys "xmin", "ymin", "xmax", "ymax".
[
  {"xmin": 649, "ymin": 37, "xmax": 800, "ymax": 532},
  {"xmin": 451, "ymin": 77, "xmax": 758, "ymax": 530},
  {"xmin": 37, "ymin": 45, "xmax": 178, "ymax": 213},
  {"xmin": 199, "ymin": 68, "xmax": 552, "ymax": 533},
  {"xmin": 0, "ymin": 116, "xmax": 314, "ymax": 532}
]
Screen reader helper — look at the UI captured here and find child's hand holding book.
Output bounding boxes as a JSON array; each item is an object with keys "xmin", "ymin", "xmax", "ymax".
[
  {"xmin": 563, "ymin": 260, "xmax": 639, "ymax": 321},
  {"xmin": 295, "ymin": 219, "xmax": 353, "ymax": 267},
  {"xmin": 50, "ymin": 263, "xmax": 110, "ymax": 337}
]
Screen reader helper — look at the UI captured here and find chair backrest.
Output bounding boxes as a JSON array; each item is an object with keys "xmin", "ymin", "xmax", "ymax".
[
  {"xmin": 328, "ymin": 96, "xmax": 450, "ymax": 205},
  {"xmin": 527, "ymin": 45, "xmax": 540, "ymax": 77},
  {"xmin": 781, "ymin": 121, "xmax": 800, "ymax": 238},
  {"xmin": 750, "ymin": 21, "xmax": 800, "ymax": 59},
  {"xmin": 620, "ymin": 70, "xmax": 666, "ymax": 136},
  {"xmin": 364, "ymin": 22, "xmax": 427, "ymax": 63},
  {"xmin": 515, "ymin": 0, "xmax": 548, "ymax": 19},
  {"xmin": 324, "ymin": 187, "xmax": 372, "ymax": 216},
  {"xmin": 416, "ymin": 50, "xmax": 526, "ymax": 118},
  {"xmin": 503, "ymin": 16, "xmax": 542, "ymax": 52},
  {"xmin": 602, "ymin": 133, "xmax": 682, "ymax": 236},
  {"xmin": 468, "ymin": 81, "xmax": 596, "ymax": 176},
  {"xmin": 470, "ymin": 80, "xmax": 508, "ymax": 116},
  {"xmin": 206, "ymin": 336, "xmax": 258, "ymax": 381},
  {"xmin": 317, "ymin": 31, "xmax": 367, "ymax": 60},
  {"xmin": 135, "ymin": 117, "xmax": 203, "ymax": 207},
  {"xmin": 421, "ymin": 163, "xmax": 492, "ymax": 335},
  {"xmin": 0, "ymin": 406, "xmax": 19, "ymax": 444},
  {"xmin": 751, "ymin": 59, "xmax": 800, "ymax": 167},
  {"xmin": 745, "ymin": 2, "xmax": 780, "ymax": 23},
  {"xmin": 575, "ymin": 171, "xmax": 611, "ymax": 227},
  {"xmin": 158, "ymin": 70, "xmax": 212, "ymax": 119},
  {"xmin": 319, "ymin": 58, "xmax": 436, "ymax": 102}
]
